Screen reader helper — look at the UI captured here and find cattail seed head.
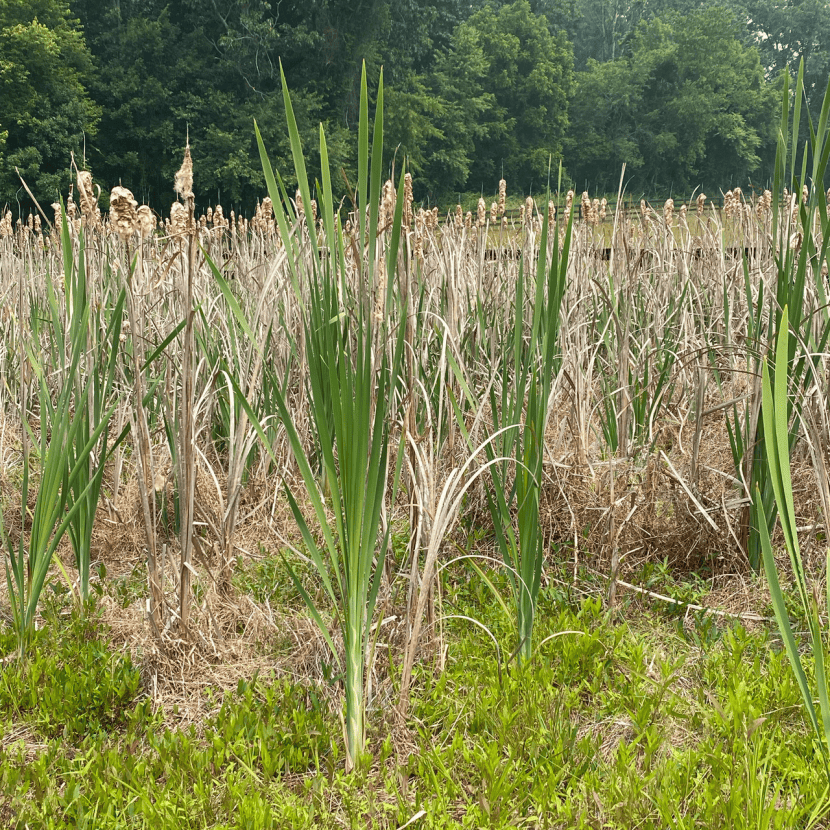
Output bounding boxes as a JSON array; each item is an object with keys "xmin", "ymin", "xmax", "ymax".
[
  {"xmin": 66, "ymin": 187, "xmax": 78, "ymax": 221},
  {"xmin": 490, "ymin": 201, "xmax": 498, "ymax": 223},
  {"xmin": 477, "ymin": 197, "xmax": 486, "ymax": 228},
  {"xmin": 757, "ymin": 189, "xmax": 772, "ymax": 219},
  {"xmin": 174, "ymin": 144, "xmax": 194, "ymax": 200},
  {"xmin": 137, "ymin": 205, "xmax": 155, "ymax": 238},
  {"xmin": 663, "ymin": 198, "xmax": 674, "ymax": 228},
  {"xmin": 697, "ymin": 193, "xmax": 707, "ymax": 214},
  {"xmin": 403, "ymin": 173, "xmax": 413, "ymax": 229},
  {"xmin": 76, "ymin": 170, "xmax": 101, "ymax": 226},
  {"xmin": 380, "ymin": 180, "xmax": 395, "ymax": 231},
  {"xmin": 498, "ymin": 179, "xmax": 506, "ymax": 216},
  {"xmin": 170, "ymin": 202, "xmax": 187, "ymax": 237},
  {"xmin": 110, "ymin": 186, "xmax": 139, "ymax": 240},
  {"xmin": 581, "ymin": 192, "xmax": 590, "ymax": 224},
  {"xmin": 564, "ymin": 190, "xmax": 574, "ymax": 224}
]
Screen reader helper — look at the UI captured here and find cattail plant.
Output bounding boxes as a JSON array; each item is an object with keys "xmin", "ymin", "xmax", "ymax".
[
  {"xmin": 249, "ymin": 64, "xmax": 406, "ymax": 768},
  {"xmin": 464, "ymin": 196, "xmax": 571, "ymax": 664},
  {"xmin": 1, "ymin": 209, "xmax": 122, "ymax": 658},
  {"xmin": 172, "ymin": 142, "xmax": 199, "ymax": 634},
  {"xmin": 733, "ymin": 61, "xmax": 830, "ymax": 570}
]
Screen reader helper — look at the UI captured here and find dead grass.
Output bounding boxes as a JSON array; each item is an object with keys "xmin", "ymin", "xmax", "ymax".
[{"xmin": 0, "ymin": 184, "xmax": 827, "ymax": 729}]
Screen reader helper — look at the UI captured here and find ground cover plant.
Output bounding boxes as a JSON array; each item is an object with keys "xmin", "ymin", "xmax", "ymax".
[{"xmin": 1, "ymin": 65, "xmax": 830, "ymax": 826}]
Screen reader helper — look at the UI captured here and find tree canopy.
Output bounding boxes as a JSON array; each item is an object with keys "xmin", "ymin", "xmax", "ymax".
[
  {"xmin": 0, "ymin": 0, "xmax": 99, "ymax": 205},
  {"xmin": 0, "ymin": 0, "xmax": 822, "ymax": 211}
]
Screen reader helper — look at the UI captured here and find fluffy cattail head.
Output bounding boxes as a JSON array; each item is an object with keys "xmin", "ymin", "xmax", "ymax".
[
  {"xmin": 455, "ymin": 204, "xmax": 463, "ymax": 230},
  {"xmin": 696, "ymin": 193, "xmax": 707, "ymax": 214},
  {"xmin": 170, "ymin": 202, "xmax": 187, "ymax": 237},
  {"xmin": 76, "ymin": 170, "xmax": 100, "ymax": 225},
  {"xmin": 564, "ymin": 190, "xmax": 574, "ymax": 223},
  {"xmin": 66, "ymin": 187, "xmax": 78, "ymax": 221},
  {"xmin": 757, "ymin": 189, "xmax": 772, "ymax": 218},
  {"xmin": 498, "ymin": 179, "xmax": 506, "ymax": 216},
  {"xmin": 110, "ymin": 186, "xmax": 139, "ymax": 240},
  {"xmin": 524, "ymin": 196, "xmax": 534, "ymax": 227},
  {"xmin": 490, "ymin": 201, "xmax": 498, "ymax": 223},
  {"xmin": 663, "ymin": 198, "xmax": 674, "ymax": 228},
  {"xmin": 547, "ymin": 200, "xmax": 555, "ymax": 230},
  {"xmin": 477, "ymin": 197, "xmax": 486, "ymax": 228},
  {"xmin": 174, "ymin": 144, "xmax": 194, "ymax": 200},
  {"xmin": 380, "ymin": 180, "xmax": 395, "ymax": 231},
  {"xmin": 137, "ymin": 205, "xmax": 155, "ymax": 238}
]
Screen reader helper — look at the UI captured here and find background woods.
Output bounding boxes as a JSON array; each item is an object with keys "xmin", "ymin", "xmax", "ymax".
[{"xmin": 2, "ymin": 0, "xmax": 827, "ymax": 210}]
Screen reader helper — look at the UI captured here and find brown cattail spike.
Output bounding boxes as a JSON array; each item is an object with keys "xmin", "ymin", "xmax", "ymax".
[
  {"xmin": 403, "ymin": 173, "xmax": 414, "ymax": 230},
  {"xmin": 110, "ymin": 186, "xmax": 139, "ymax": 240},
  {"xmin": 137, "ymin": 205, "xmax": 155, "ymax": 238},
  {"xmin": 174, "ymin": 144, "xmax": 194, "ymax": 200}
]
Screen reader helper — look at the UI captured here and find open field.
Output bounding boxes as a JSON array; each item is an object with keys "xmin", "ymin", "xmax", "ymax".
[{"xmin": 1, "ymin": 73, "xmax": 830, "ymax": 824}]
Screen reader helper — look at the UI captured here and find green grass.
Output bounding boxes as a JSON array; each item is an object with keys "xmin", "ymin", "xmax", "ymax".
[{"xmin": 1, "ymin": 576, "xmax": 828, "ymax": 829}]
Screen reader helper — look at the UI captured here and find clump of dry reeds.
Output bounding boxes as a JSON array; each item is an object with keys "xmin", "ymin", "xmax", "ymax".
[{"xmin": 2, "ymin": 151, "xmax": 829, "ymax": 744}]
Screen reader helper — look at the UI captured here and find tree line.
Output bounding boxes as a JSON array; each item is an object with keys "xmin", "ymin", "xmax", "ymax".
[{"xmin": 1, "ymin": 0, "xmax": 828, "ymax": 213}]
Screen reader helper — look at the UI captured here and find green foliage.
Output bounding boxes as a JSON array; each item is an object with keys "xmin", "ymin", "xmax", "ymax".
[
  {"xmin": 251, "ymin": 65, "xmax": 406, "ymax": 768},
  {"xmin": 465, "ymin": 0, "xmax": 574, "ymax": 193},
  {"xmin": 2, "ymin": 582, "xmax": 830, "ymax": 828},
  {"xmin": 2, "ymin": 208, "xmax": 121, "ymax": 659},
  {"xmin": 1, "ymin": 0, "xmax": 809, "ymax": 209},
  {"xmin": 0, "ymin": 601, "xmax": 140, "ymax": 740},
  {"xmin": 385, "ymin": 24, "xmax": 495, "ymax": 199},
  {"xmin": 735, "ymin": 0, "xmax": 830, "ymax": 120},
  {"xmin": 567, "ymin": 6, "xmax": 778, "ymax": 193},
  {"xmin": 0, "ymin": 0, "xmax": 99, "ymax": 204}
]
